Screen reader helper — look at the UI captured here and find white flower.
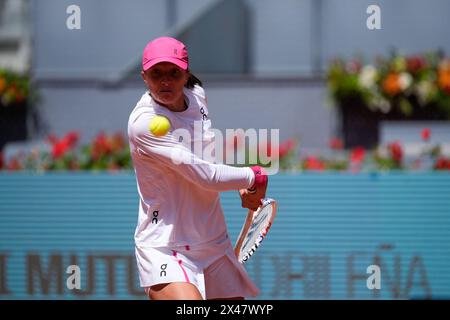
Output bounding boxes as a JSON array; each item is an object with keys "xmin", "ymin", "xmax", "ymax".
[
  {"xmin": 415, "ymin": 80, "xmax": 433, "ymax": 104},
  {"xmin": 398, "ymin": 72, "xmax": 412, "ymax": 90},
  {"xmin": 371, "ymin": 95, "xmax": 391, "ymax": 113},
  {"xmin": 377, "ymin": 145, "xmax": 389, "ymax": 158},
  {"xmin": 359, "ymin": 65, "xmax": 377, "ymax": 89}
]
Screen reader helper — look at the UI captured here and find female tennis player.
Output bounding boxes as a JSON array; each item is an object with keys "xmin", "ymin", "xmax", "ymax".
[{"xmin": 127, "ymin": 36, "xmax": 268, "ymax": 300}]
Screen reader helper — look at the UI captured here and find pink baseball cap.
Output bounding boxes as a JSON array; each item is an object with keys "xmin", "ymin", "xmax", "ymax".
[{"xmin": 142, "ymin": 37, "xmax": 189, "ymax": 71}]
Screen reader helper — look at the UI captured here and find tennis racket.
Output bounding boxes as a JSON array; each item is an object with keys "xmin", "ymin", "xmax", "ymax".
[{"xmin": 234, "ymin": 197, "xmax": 277, "ymax": 263}]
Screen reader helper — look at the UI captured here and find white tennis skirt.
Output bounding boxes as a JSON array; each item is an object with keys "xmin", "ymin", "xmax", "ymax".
[{"xmin": 135, "ymin": 235, "xmax": 259, "ymax": 299}]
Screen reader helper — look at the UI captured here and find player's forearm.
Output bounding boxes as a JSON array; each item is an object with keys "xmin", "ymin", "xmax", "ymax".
[
  {"xmin": 134, "ymin": 131, "xmax": 255, "ymax": 192},
  {"xmin": 187, "ymin": 164, "xmax": 255, "ymax": 192}
]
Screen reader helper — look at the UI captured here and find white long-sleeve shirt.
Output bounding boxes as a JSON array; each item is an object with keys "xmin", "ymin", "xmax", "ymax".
[{"xmin": 128, "ymin": 85, "xmax": 255, "ymax": 248}]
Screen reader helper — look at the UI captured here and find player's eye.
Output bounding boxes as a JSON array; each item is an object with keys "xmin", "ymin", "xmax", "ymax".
[
  {"xmin": 171, "ymin": 69, "xmax": 181, "ymax": 78},
  {"xmin": 150, "ymin": 69, "xmax": 161, "ymax": 78}
]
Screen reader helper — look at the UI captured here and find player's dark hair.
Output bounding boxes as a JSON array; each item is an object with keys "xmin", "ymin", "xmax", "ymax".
[{"xmin": 186, "ymin": 71, "xmax": 202, "ymax": 88}]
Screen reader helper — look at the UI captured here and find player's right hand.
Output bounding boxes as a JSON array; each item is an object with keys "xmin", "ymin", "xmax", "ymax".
[{"xmin": 239, "ymin": 189, "xmax": 261, "ymax": 211}]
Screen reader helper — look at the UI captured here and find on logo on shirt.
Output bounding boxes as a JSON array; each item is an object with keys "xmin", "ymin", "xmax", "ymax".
[
  {"xmin": 152, "ymin": 210, "xmax": 159, "ymax": 224},
  {"xmin": 200, "ymin": 107, "xmax": 208, "ymax": 121},
  {"xmin": 160, "ymin": 264, "xmax": 167, "ymax": 277}
]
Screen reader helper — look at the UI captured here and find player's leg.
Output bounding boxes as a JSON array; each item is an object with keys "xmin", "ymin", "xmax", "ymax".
[{"xmin": 146, "ymin": 282, "xmax": 203, "ymax": 300}]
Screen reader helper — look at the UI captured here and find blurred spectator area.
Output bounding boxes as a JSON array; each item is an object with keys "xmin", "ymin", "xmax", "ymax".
[{"xmin": 10, "ymin": 0, "xmax": 450, "ymax": 148}]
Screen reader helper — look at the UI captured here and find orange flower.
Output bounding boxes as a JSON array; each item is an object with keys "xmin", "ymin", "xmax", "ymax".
[
  {"xmin": 438, "ymin": 69, "xmax": 450, "ymax": 94},
  {"xmin": 0, "ymin": 78, "xmax": 5, "ymax": 94},
  {"xmin": 382, "ymin": 73, "xmax": 402, "ymax": 96}
]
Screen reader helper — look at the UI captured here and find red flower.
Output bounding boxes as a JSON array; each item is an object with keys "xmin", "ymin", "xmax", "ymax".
[
  {"xmin": 304, "ymin": 156, "xmax": 325, "ymax": 171},
  {"xmin": 329, "ymin": 137, "xmax": 343, "ymax": 150},
  {"xmin": 350, "ymin": 147, "xmax": 366, "ymax": 164},
  {"xmin": 15, "ymin": 92, "xmax": 25, "ymax": 103},
  {"xmin": 257, "ymin": 139, "xmax": 295, "ymax": 160},
  {"xmin": 110, "ymin": 132, "xmax": 126, "ymax": 153},
  {"xmin": 92, "ymin": 132, "xmax": 113, "ymax": 160},
  {"xmin": 48, "ymin": 131, "xmax": 80, "ymax": 159},
  {"xmin": 65, "ymin": 131, "xmax": 80, "ymax": 146},
  {"xmin": 6, "ymin": 156, "xmax": 22, "ymax": 171},
  {"xmin": 279, "ymin": 139, "xmax": 296, "ymax": 159},
  {"xmin": 435, "ymin": 157, "xmax": 449, "ymax": 170},
  {"xmin": 389, "ymin": 141, "xmax": 403, "ymax": 163},
  {"xmin": 52, "ymin": 143, "xmax": 68, "ymax": 159},
  {"xmin": 421, "ymin": 128, "xmax": 431, "ymax": 141},
  {"xmin": 406, "ymin": 56, "xmax": 426, "ymax": 73},
  {"xmin": 47, "ymin": 134, "xmax": 58, "ymax": 145}
]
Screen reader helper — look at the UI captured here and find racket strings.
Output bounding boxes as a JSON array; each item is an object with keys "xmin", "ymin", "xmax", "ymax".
[{"xmin": 240, "ymin": 205, "xmax": 273, "ymax": 257}]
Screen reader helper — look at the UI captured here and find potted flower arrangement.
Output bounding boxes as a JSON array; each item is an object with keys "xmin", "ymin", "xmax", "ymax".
[{"xmin": 327, "ymin": 51, "xmax": 450, "ymax": 148}]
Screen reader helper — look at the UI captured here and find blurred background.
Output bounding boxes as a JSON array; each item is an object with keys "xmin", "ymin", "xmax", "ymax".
[{"xmin": 0, "ymin": 0, "xmax": 449, "ymax": 300}]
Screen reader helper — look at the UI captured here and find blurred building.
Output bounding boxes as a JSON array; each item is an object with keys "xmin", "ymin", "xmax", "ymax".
[
  {"xmin": 1, "ymin": 0, "xmax": 450, "ymax": 148},
  {"xmin": 0, "ymin": 0, "xmax": 30, "ymax": 73}
]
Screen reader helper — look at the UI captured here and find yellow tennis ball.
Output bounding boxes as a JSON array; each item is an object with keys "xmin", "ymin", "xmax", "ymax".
[{"xmin": 149, "ymin": 115, "xmax": 171, "ymax": 136}]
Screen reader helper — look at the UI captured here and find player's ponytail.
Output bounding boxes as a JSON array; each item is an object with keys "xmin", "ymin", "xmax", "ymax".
[{"xmin": 186, "ymin": 71, "xmax": 202, "ymax": 89}]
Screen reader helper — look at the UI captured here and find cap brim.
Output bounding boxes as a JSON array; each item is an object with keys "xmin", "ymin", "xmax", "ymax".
[{"xmin": 143, "ymin": 57, "xmax": 188, "ymax": 71}]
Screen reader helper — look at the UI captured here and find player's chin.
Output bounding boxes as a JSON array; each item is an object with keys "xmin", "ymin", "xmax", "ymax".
[{"xmin": 157, "ymin": 92, "xmax": 174, "ymax": 101}]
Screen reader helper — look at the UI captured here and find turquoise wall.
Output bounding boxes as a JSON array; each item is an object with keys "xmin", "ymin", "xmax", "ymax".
[{"xmin": 0, "ymin": 172, "xmax": 449, "ymax": 299}]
